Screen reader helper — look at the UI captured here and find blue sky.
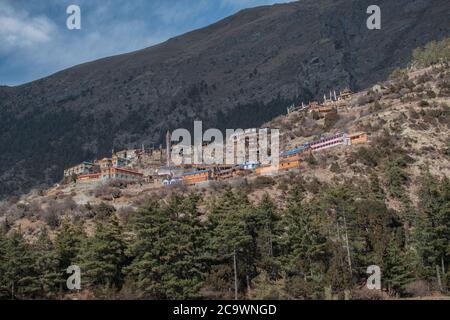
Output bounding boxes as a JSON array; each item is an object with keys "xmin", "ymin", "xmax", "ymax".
[{"xmin": 0, "ymin": 0, "xmax": 292, "ymax": 86}]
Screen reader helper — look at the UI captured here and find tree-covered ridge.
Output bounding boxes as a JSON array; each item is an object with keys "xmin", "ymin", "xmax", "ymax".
[
  {"xmin": 412, "ymin": 38, "xmax": 450, "ymax": 68},
  {"xmin": 0, "ymin": 171, "xmax": 448, "ymax": 300},
  {"xmin": 390, "ymin": 37, "xmax": 450, "ymax": 80}
]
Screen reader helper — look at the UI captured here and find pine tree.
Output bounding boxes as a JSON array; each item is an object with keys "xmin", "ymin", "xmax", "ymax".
[
  {"xmin": 353, "ymin": 199, "xmax": 402, "ymax": 272},
  {"xmin": 33, "ymin": 228, "xmax": 60, "ymax": 298},
  {"xmin": 161, "ymin": 194, "xmax": 206, "ymax": 299},
  {"xmin": 384, "ymin": 155, "xmax": 410, "ymax": 200},
  {"xmin": 207, "ymin": 189, "xmax": 254, "ymax": 299},
  {"xmin": 252, "ymin": 194, "xmax": 282, "ymax": 279},
  {"xmin": 383, "ymin": 241, "xmax": 414, "ymax": 296},
  {"xmin": 1, "ymin": 231, "xmax": 38, "ymax": 299},
  {"xmin": 126, "ymin": 195, "xmax": 205, "ymax": 299},
  {"xmin": 322, "ymin": 185, "xmax": 359, "ymax": 292},
  {"xmin": 124, "ymin": 200, "xmax": 163, "ymax": 298},
  {"xmin": 415, "ymin": 173, "xmax": 449, "ymax": 291},
  {"xmin": 76, "ymin": 214, "xmax": 126, "ymax": 293},
  {"xmin": 54, "ymin": 221, "xmax": 85, "ymax": 292},
  {"xmin": 283, "ymin": 184, "xmax": 328, "ymax": 298}
]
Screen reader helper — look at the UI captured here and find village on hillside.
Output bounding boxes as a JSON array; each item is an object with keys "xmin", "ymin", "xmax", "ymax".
[
  {"xmin": 63, "ymin": 89, "xmax": 368, "ymax": 188},
  {"xmin": 2, "ymin": 29, "xmax": 449, "ymax": 301}
]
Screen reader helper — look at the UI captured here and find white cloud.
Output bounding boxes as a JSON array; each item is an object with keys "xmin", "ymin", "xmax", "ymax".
[
  {"xmin": 0, "ymin": 2, "xmax": 56, "ymax": 53},
  {"xmin": 0, "ymin": 0, "xmax": 170, "ymax": 84}
]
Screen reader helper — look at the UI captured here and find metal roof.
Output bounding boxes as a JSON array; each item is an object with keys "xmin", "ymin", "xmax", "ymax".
[
  {"xmin": 182, "ymin": 169, "xmax": 210, "ymax": 176},
  {"xmin": 281, "ymin": 144, "xmax": 309, "ymax": 157}
]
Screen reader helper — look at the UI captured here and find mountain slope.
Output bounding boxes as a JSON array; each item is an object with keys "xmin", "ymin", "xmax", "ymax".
[{"xmin": 1, "ymin": 0, "xmax": 450, "ymax": 198}]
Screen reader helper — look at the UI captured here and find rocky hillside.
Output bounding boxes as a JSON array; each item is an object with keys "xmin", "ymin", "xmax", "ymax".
[
  {"xmin": 2, "ymin": 58, "xmax": 449, "ymax": 238},
  {"xmin": 0, "ymin": 60, "xmax": 449, "ymax": 300},
  {"xmin": 1, "ymin": 0, "xmax": 450, "ymax": 198}
]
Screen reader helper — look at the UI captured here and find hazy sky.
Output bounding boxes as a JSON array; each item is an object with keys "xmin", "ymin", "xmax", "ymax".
[{"xmin": 0, "ymin": 0, "xmax": 292, "ymax": 86}]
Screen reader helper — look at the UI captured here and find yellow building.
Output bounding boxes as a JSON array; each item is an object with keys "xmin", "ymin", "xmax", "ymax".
[
  {"xmin": 278, "ymin": 158, "xmax": 301, "ymax": 171},
  {"xmin": 349, "ymin": 132, "xmax": 368, "ymax": 145},
  {"xmin": 182, "ymin": 170, "xmax": 211, "ymax": 185},
  {"xmin": 77, "ymin": 173, "xmax": 101, "ymax": 183}
]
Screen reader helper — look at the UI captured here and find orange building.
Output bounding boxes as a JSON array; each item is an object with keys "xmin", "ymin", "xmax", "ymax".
[
  {"xmin": 317, "ymin": 106, "xmax": 334, "ymax": 114},
  {"xmin": 278, "ymin": 158, "xmax": 301, "ymax": 171},
  {"xmin": 309, "ymin": 101, "xmax": 334, "ymax": 117},
  {"xmin": 98, "ymin": 158, "xmax": 113, "ymax": 169},
  {"xmin": 282, "ymin": 153, "xmax": 301, "ymax": 161},
  {"xmin": 309, "ymin": 101, "xmax": 321, "ymax": 110},
  {"xmin": 182, "ymin": 170, "xmax": 211, "ymax": 185},
  {"xmin": 348, "ymin": 132, "xmax": 368, "ymax": 145},
  {"xmin": 281, "ymin": 145, "xmax": 310, "ymax": 161},
  {"xmin": 77, "ymin": 173, "xmax": 101, "ymax": 183}
]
